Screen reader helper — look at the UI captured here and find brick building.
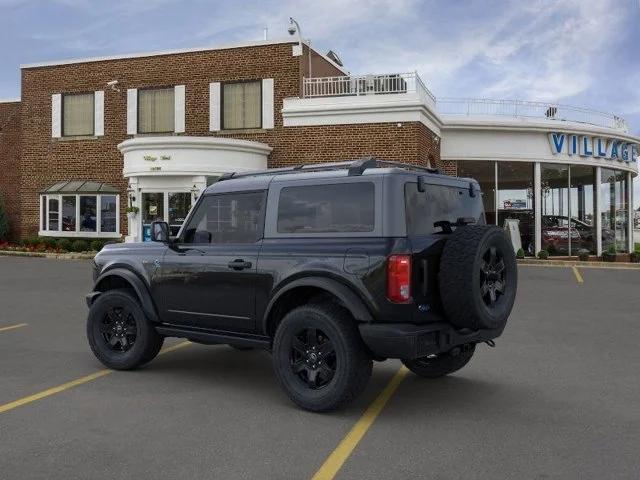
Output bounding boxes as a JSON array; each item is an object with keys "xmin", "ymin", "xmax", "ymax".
[{"xmin": 0, "ymin": 37, "xmax": 638, "ymax": 255}]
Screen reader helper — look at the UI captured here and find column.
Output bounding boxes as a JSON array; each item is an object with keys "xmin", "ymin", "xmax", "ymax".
[
  {"xmin": 595, "ymin": 167, "xmax": 602, "ymax": 256},
  {"xmin": 534, "ymin": 162, "xmax": 541, "ymax": 255}
]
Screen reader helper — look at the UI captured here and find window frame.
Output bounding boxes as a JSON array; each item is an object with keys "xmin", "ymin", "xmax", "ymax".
[
  {"xmin": 137, "ymin": 86, "xmax": 176, "ymax": 134},
  {"xmin": 61, "ymin": 91, "xmax": 95, "ymax": 137},
  {"xmin": 39, "ymin": 193, "xmax": 120, "ymax": 238},
  {"xmin": 221, "ymin": 79, "xmax": 263, "ymax": 131},
  {"xmin": 178, "ymin": 190, "xmax": 267, "ymax": 245},
  {"xmin": 264, "ymin": 178, "xmax": 383, "ymax": 239}
]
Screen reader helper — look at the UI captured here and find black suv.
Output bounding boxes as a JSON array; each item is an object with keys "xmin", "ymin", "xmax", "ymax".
[{"xmin": 86, "ymin": 158, "xmax": 517, "ymax": 412}]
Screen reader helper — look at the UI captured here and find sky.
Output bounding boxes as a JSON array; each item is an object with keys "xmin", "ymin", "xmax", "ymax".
[{"xmin": 1, "ymin": 0, "xmax": 639, "ymax": 197}]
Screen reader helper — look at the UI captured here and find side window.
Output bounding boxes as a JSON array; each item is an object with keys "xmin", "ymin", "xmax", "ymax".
[
  {"xmin": 182, "ymin": 192, "xmax": 265, "ymax": 244},
  {"xmin": 277, "ymin": 183, "xmax": 375, "ymax": 234}
]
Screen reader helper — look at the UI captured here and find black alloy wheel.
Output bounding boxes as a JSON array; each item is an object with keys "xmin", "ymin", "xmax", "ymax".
[
  {"xmin": 100, "ymin": 305, "xmax": 138, "ymax": 352},
  {"xmin": 480, "ymin": 246, "xmax": 506, "ymax": 308},
  {"xmin": 87, "ymin": 289, "xmax": 164, "ymax": 370},
  {"xmin": 290, "ymin": 327, "xmax": 337, "ymax": 389}
]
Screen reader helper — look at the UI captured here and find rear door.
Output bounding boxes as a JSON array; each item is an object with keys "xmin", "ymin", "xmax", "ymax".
[{"xmin": 158, "ymin": 191, "xmax": 266, "ymax": 332}]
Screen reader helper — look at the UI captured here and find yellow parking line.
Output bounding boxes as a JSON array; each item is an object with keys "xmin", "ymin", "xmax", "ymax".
[
  {"xmin": 572, "ymin": 266, "xmax": 584, "ymax": 284},
  {"xmin": 0, "ymin": 340, "xmax": 191, "ymax": 415},
  {"xmin": 0, "ymin": 323, "xmax": 28, "ymax": 333},
  {"xmin": 311, "ymin": 366, "xmax": 409, "ymax": 480}
]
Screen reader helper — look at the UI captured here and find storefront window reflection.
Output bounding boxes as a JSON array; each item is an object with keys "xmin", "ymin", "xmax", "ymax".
[
  {"xmin": 569, "ymin": 166, "xmax": 596, "ymax": 254},
  {"xmin": 457, "ymin": 161, "xmax": 496, "ymax": 225},
  {"xmin": 601, "ymin": 168, "xmax": 628, "ymax": 253},
  {"xmin": 541, "ymin": 164, "xmax": 570, "ymax": 256},
  {"xmin": 498, "ymin": 162, "xmax": 534, "ymax": 255}
]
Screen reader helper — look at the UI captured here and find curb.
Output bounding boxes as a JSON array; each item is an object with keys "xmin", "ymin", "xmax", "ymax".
[
  {"xmin": 0, "ymin": 250, "xmax": 95, "ymax": 260},
  {"xmin": 518, "ymin": 259, "xmax": 640, "ymax": 269}
]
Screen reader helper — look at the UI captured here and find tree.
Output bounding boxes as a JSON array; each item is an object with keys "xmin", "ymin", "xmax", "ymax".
[{"xmin": 0, "ymin": 192, "xmax": 9, "ymax": 241}]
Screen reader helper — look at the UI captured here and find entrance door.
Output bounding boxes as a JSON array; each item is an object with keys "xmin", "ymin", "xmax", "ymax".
[
  {"xmin": 157, "ymin": 191, "xmax": 266, "ymax": 332},
  {"xmin": 141, "ymin": 191, "xmax": 192, "ymax": 241}
]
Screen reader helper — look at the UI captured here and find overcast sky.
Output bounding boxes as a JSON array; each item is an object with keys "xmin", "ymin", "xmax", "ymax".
[{"xmin": 1, "ymin": 0, "xmax": 639, "ymax": 198}]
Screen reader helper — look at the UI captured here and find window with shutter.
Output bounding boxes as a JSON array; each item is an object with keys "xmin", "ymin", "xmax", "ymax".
[
  {"xmin": 62, "ymin": 93, "xmax": 95, "ymax": 136},
  {"xmin": 222, "ymin": 81, "xmax": 261, "ymax": 130},
  {"xmin": 138, "ymin": 88, "xmax": 175, "ymax": 134}
]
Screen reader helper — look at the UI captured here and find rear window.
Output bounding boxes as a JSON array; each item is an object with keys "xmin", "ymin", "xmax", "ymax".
[
  {"xmin": 277, "ymin": 182, "xmax": 375, "ymax": 233},
  {"xmin": 405, "ymin": 182, "xmax": 484, "ymax": 235}
]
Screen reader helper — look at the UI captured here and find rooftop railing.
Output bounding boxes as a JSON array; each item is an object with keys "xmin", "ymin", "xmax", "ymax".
[
  {"xmin": 436, "ymin": 98, "xmax": 629, "ymax": 132},
  {"xmin": 301, "ymin": 74, "xmax": 628, "ymax": 133},
  {"xmin": 302, "ymin": 72, "xmax": 436, "ymax": 106}
]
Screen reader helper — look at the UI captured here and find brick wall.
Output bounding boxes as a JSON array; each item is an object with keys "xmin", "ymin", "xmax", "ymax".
[
  {"xmin": 0, "ymin": 101, "xmax": 21, "ymax": 239},
  {"xmin": 17, "ymin": 41, "xmax": 442, "ymax": 238}
]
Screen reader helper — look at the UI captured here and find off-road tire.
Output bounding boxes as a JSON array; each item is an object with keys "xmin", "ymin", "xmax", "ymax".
[
  {"xmin": 402, "ymin": 345, "xmax": 475, "ymax": 378},
  {"xmin": 272, "ymin": 304, "xmax": 372, "ymax": 412},
  {"xmin": 87, "ymin": 289, "xmax": 164, "ymax": 370},
  {"xmin": 439, "ymin": 225, "xmax": 517, "ymax": 330}
]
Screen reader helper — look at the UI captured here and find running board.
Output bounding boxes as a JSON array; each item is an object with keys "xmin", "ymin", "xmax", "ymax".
[{"xmin": 155, "ymin": 325, "xmax": 271, "ymax": 350}]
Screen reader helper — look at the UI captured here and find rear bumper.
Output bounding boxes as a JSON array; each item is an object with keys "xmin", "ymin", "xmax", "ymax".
[{"xmin": 359, "ymin": 322, "xmax": 504, "ymax": 360}]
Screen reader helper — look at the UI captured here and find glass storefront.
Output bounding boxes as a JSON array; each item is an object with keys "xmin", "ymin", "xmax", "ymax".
[
  {"xmin": 458, "ymin": 160, "xmax": 632, "ymax": 256},
  {"xmin": 601, "ymin": 168, "xmax": 629, "ymax": 253},
  {"xmin": 498, "ymin": 162, "xmax": 534, "ymax": 254}
]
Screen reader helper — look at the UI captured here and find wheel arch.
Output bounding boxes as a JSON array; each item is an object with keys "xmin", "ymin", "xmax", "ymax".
[
  {"xmin": 262, "ymin": 276, "xmax": 373, "ymax": 338},
  {"xmin": 90, "ymin": 268, "xmax": 159, "ymax": 323}
]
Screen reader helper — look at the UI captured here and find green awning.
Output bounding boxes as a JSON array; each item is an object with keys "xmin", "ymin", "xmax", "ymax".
[{"xmin": 41, "ymin": 180, "xmax": 119, "ymax": 194}]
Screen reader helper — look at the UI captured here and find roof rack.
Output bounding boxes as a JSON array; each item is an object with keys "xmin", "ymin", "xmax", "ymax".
[{"xmin": 216, "ymin": 157, "xmax": 440, "ymax": 182}]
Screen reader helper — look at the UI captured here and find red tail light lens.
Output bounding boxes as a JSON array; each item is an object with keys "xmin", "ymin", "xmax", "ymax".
[{"xmin": 387, "ymin": 255, "xmax": 412, "ymax": 303}]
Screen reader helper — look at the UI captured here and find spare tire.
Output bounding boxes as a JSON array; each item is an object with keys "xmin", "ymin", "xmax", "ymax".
[{"xmin": 439, "ymin": 225, "xmax": 517, "ymax": 330}]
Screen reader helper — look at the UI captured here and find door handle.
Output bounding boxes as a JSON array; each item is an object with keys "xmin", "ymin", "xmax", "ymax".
[{"xmin": 228, "ymin": 259, "xmax": 252, "ymax": 270}]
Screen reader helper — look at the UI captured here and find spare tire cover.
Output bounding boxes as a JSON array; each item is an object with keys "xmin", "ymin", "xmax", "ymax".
[{"xmin": 438, "ymin": 225, "xmax": 517, "ymax": 330}]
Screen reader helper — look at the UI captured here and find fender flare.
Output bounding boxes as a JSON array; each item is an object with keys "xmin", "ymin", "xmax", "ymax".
[
  {"xmin": 261, "ymin": 276, "xmax": 373, "ymax": 333},
  {"xmin": 89, "ymin": 268, "xmax": 159, "ymax": 323}
]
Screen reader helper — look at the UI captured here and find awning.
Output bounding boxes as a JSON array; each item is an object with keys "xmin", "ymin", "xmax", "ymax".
[{"xmin": 40, "ymin": 180, "xmax": 119, "ymax": 194}]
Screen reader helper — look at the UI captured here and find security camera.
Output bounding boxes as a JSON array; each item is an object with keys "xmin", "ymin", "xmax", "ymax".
[
  {"xmin": 107, "ymin": 80, "xmax": 120, "ymax": 92},
  {"xmin": 287, "ymin": 24, "xmax": 296, "ymax": 35}
]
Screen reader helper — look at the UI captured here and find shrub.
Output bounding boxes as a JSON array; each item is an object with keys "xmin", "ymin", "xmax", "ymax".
[
  {"xmin": 71, "ymin": 239, "xmax": 88, "ymax": 252},
  {"xmin": 515, "ymin": 248, "xmax": 525, "ymax": 259},
  {"xmin": 0, "ymin": 192, "xmax": 9, "ymax": 241},
  {"xmin": 537, "ymin": 250, "xmax": 549, "ymax": 260},
  {"xmin": 607, "ymin": 244, "xmax": 617, "ymax": 254},
  {"xmin": 90, "ymin": 240, "xmax": 105, "ymax": 252},
  {"xmin": 21, "ymin": 236, "xmax": 39, "ymax": 247},
  {"xmin": 57, "ymin": 238, "xmax": 72, "ymax": 252},
  {"xmin": 577, "ymin": 249, "xmax": 590, "ymax": 261},
  {"xmin": 40, "ymin": 237, "xmax": 57, "ymax": 249}
]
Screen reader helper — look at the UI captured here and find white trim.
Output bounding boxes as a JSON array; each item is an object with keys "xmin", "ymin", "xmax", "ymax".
[
  {"xmin": 209, "ymin": 82, "xmax": 221, "ymax": 131},
  {"xmin": 38, "ymin": 231, "xmax": 121, "ymax": 239},
  {"xmin": 94, "ymin": 90, "xmax": 104, "ymax": 136},
  {"xmin": 282, "ymin": 94, "xmax": 442, "ymax": 135},
  {"xmin": 21, "ymin": 39, "xmax": 299, "ymax": 69},
  {"xmin": 127, "ymin": 89, "xmax": 137, "ymax": 135},
  {"xmin": 174, "ymin": 85, "xmax": 186, "ymax": 133},
  {"xmin": 0, "ymin": 98, "xmax": 20, "ymax": 103},
  {"xmin": 262, "ymin": 78, "xmax": 274, "ymax": 129},
  {"xmin": 51, "ymin": 94, "xmax": 61, "ymax": 138}
]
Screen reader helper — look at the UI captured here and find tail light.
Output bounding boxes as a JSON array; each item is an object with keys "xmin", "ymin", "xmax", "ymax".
[{"xmin": 387, "ymin": 255, "xmax": 412, "ymax": 303}]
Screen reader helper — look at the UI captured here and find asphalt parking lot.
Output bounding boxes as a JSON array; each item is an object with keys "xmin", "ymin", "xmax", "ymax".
[{"xmin": 0, "ymin": 257, "xmax": 639, "ymax": 480}]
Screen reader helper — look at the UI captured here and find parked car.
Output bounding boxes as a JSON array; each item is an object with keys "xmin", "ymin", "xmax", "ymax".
[{"xmin": 85, "ymin": 158, "xmax": 518, "ymax": 412}]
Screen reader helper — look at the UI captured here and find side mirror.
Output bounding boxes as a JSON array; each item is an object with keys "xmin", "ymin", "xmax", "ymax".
[{"xmin": 151, "ymin": 221, "xmax": 170, "ymax": 243}]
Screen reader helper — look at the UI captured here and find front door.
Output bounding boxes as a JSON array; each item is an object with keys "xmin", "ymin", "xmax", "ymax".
[
  {"xmin": 157, "ymin": 190, "xmax": 266, "ymax": 332},
  {"xmin": 141, "ymin": 191, "xmax": 192, "ymax": 241}
]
